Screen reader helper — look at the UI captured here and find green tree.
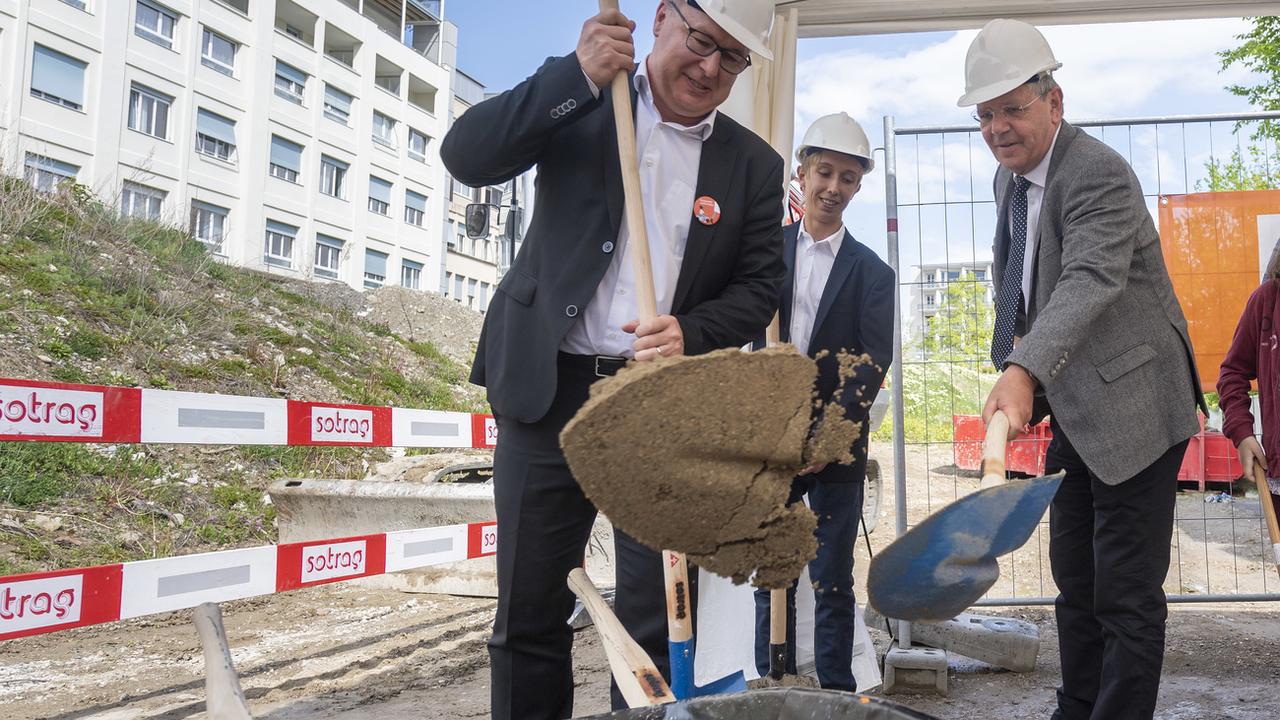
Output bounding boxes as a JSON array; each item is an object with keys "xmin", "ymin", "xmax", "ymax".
[
  {"xmin": 1203, "ymin": 17, "xmax": 1280, "ymax": 191},
  {"xmin": 1219, "ymin": 16, "xmax": 1280, "ymax": 143},
  {"xmin": 922, "ymin": 270, "xmax": 994, "ymax": 363}
]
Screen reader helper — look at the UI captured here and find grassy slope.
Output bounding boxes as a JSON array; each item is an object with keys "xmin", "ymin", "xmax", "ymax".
[{"xmin": 0, "ymin": 178, "xmax": 484, "ymax": 576}]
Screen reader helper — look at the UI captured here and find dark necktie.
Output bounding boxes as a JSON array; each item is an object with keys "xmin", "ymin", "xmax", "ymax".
[{"xmin": 991, "ymin": 176, "xmax": 1032, "ymax": 370}]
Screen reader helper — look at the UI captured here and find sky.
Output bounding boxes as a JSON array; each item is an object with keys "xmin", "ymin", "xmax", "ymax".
[{"xmin": 444, "ymin": 3, "xmax": 1265, "ymax": 269}]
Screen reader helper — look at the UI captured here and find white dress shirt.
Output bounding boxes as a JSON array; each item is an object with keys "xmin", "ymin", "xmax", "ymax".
[
  {"xmin": 561, "ymin": 57, "xmax": 715, "ymax": 357},
  {"xmin": 1015, "ymin": 123, "xmax": 1061, "ymax": 312},
  {"xmin": 789, "ymin": 222, "xmax": 845, "ymax": 356}
]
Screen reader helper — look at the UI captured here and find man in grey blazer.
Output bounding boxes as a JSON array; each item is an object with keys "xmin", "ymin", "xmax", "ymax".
[{"xmin": 960, "ymin": 20, "xmax": 1205, "ymax": 720}]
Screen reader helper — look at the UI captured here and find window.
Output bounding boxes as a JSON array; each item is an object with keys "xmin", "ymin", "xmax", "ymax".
[
  {"xmin": 319, "ymin": 155, "xmax": 348, "ymax": 198},
  {"xmin": 190, "ymin": 201, "xmax": 228, "ymax": 253},
  {"xmin": 264, "ymin": 220, "xmax": 297, "ymax": 268},
  {"xmin": 195, "ymin": 109, "xmax": 236, "ymax": 162},
  {"xmin": 136, "ymin": 1, "xmax": 177, "ymax": 49},
  {"xmin": 372, "ymin": 111, "xmax": 396, "ymax": 147},
  {"xmin": 925, "ymin": 294, "xmax": 936, "ymax": 307},
  {"xmin": 479, "ymin": 282, "xmax": 490, "ymax": 311},
  {"xmin": 444, "ymin": 271, "xmax": 452, "ymax": 298},
  {"xmin": 486, "ymin": 186, "xmax": 505, "ymax": 206},
  {"xmin": 24, "ymin": 154, "xmax": 78, "ymax": 193},
  {"xmin": 269, "ymin": 135, "xmax": 303, "ymax": 183},
  {"xmin": 274, "ymin": 61, "xmax": 307, "ymax": 105},
  {"xmin": 375, "ymin": 72, "xmax": 400, "ymax": 96},
  {"xmin": 30, "ymin": 45, "xmax": 86, "ymax": 111},
  {"xmin": 127, "ymin": 84, "xmax": 171, "ymax": 139},
  {"xmin": 314, "ymin": 234, "xmax": 343, "ymax": 279},
  {"xmin": 451, "ymin": 176, "xmax": 473, "ymax": 201},
  {"xmin": 408, "ymin": 128, "xmax": 429, "ymax": 161},
  {"xmin": 401, "ymin": 260, "xmax": 422, "ymax": 290},
  {"xmin": 201, "ymin": 28, "xmax": 236, "ymax": 75},
  {"xmin": 467, "ymin": 278, "xmax": 478, "ymax": 306},
  {"xmin": 405, "ymin": 190, "xmax": 426, "ymax": 227},
  {"xmin": 60, "ymin": 0, "xmax": 87, "ymax": 9},
  {"xmin": 453, "ymin": 274, "xmax": 463, "ymax": 302},
  {"xmin": 323, "ymin": 84, "xmax": 352, "ymax": 125},
  {"xmin": 368, "ymin": 176, "xmax": 392, "ymax": 215},
  {"xmin": 364, "ymin": 249, "xmax": 388, "ymax": 288},
  {"xmin": 121, "ymin": 182, "xmax": 165, "ymax": 220}
]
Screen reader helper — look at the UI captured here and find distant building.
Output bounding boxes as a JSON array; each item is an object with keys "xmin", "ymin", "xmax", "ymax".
[
  {"xmin": 907, "ymin": 260, "xmax": 994, "ymax": 350},
  {"xmin": 440, "ymin": 70, "xmax": 531, "ymax": 314},
  {"xmin": 1, "ymin": 0, "xmax": 457, "ymax": 294}
]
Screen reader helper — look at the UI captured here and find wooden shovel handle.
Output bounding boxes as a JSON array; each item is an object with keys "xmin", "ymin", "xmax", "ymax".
[
  {"xmin": 598, "ymin": 0, "xmax": 657, "ymax": 322},
  {"xmin": 1252, "ymin": 464, "xmax": 1280, "ymax": 578},
  {"xmin": 981, "ymin": 411, "xmax": 1011, "ymax": 489},
  {"xmin": 569, "ymin": 568, "xmax": 675, "ymax": 707},
  {"xmin": 663, "ymin": 550, "xmax": 693, "ymax": 642}
]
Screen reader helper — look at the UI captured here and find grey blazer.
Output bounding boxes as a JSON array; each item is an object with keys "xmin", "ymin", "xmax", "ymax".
[{"xmin": 994, "ymin": 121, "xmax": 1206, "ymax": 484}]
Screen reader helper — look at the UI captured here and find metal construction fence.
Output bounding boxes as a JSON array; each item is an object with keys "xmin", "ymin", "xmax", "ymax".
[{"xmin": 883, "ymin": 110, "xmax": 1280, "ymax": 607}]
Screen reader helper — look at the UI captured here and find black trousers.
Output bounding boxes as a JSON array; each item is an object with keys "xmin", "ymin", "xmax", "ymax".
[
  {"xmin": 752, "ymin": 470, "xmax": 864, "ymax": 690},
  {"xmin": 488, "ymin": 357, "xmax": 671, "ymax": 720},
  {"xmin": 1046, "ymin": 417, "xmax": 1188, "ymax": 720}
]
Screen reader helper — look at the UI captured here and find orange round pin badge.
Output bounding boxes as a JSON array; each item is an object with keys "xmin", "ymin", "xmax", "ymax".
[{"xmin": 693, "ymin": 196, "xmax": 721, "ymax": 226}]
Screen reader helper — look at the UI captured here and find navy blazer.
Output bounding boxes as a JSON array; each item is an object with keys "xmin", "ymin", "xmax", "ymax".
[
  {"xmin": 441, "ymin": 54, "xmax": 786, "ymax": 423},
  {"xmin": 773, "ymin": 221, "xmax": 895, "ymax": 482}
]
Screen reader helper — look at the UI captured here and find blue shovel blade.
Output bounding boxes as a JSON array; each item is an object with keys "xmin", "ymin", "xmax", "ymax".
[
  {"xmin": 867, "ymin": 473, "xmax": 1064, "ymax": 622},
  {"xmin": 669, "ymin": 638, "xmax": 748, "ymax": 700}
]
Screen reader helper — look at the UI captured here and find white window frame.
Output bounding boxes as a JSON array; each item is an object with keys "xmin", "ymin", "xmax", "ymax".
[
  {"xmin": 128, "ymin": 84, "xmax": 171, "ymax": 139},
  {"xmin": 24, "ymin": 154, "xmax": 78, "ymax": 193},
  {"xmin": 363, "ymin": 250, "xmax": 388, "ymax": 289},
  {"xmin": 320, "ymin": 157, "xmax": 347, "ymax": 199},
  {"xmin": 408, "ymin": 128, "xmax": 429, "ymax": 161},
  {"xmin": 190, "ymin": 202, "xmax": 228, "ymax": 254},
  {"xmin": 451, "ymin": 177, "xmax": 474, "ymax": 201},
  {"xmin": 401, "ymin": 262, "xmax": 421, "ymax": 290},
  {"xmin": 368, "ymin": 197, "xmax": 390, "ymax": 215},
  {"xmin": 405, "ymin": 205, "xmax": 424, "ymax": 227},
  {"xmin": 372, "ymin": 112, "xmax": 397, "ymax": 148},
  {"xmin": 264, "ymin": 224, "xmax": 296, "ymax": 268},
  {"xmin": 270, "ymin": 163, "xmax": 298, "ymax": 183},
  {"xmin": 201, "ymin": 28, "xmax": 236, "ymax": 76},
  {"xmin": 135, "ymin": 0, "xmax": 177, "ymax": 49},
  {"xmin": 30, "ymin": 45, "xmax": 86, "ymax": 111},
  {"xmin": 121, "ymin": 182, "xmax": 165, "ymax": 220},
  {"xmin": 274, "ymin": 63, "xmax": 307, "ymax": 105},
  {"xmin": 196, "ymin": 133, "xmax": 234, "ymax": 162},
  {"xmin": 323, "ymin": 85, "xmax": 352, "ymax": 125},
  {"xmin": 314, "ymin": 236, "xmax": 343, "ymax": 279}
]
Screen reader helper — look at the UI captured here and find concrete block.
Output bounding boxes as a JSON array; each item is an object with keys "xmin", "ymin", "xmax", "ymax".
[
  {"xmin": 865, "ymin": 606, "xmax": 1040, "ymax": 673},
  {"xmin": 882, "ymin": 641, "xmax": 947, "ymax": 695}
]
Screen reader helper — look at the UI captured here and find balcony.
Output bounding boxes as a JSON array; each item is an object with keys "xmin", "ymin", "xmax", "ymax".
[
  {"xmin": 325, "ymin": 23, "xmax": 361, "ymax": 69},
  {"xmin": 275, "ymin": 0, "xmax": 317, "ymax": 47}
]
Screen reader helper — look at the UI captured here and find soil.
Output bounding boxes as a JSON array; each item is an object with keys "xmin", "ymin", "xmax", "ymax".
[
  {"xmin": 5, "ymin": 441, "xmax": 1278, "ymax": 720},
  {"xmin": 562, "ymin": 347, "xmax": 851, "ymax": 588}
]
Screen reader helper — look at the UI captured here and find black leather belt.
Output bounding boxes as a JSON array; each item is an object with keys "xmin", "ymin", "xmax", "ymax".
[{"xmin": 559, "ymin": 352, "xmax": 629, "ymax": 377}]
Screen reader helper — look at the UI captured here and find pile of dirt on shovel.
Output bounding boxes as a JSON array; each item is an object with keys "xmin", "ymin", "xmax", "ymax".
[{"xmin": 560, "ymin": 346, "xmax": 862, "ymax": 588}]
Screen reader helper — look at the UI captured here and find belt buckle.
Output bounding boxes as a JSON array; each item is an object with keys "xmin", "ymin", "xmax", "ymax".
[{"xmin": 594, "ymin": 355, "xmax": 622, "ymax": 377}]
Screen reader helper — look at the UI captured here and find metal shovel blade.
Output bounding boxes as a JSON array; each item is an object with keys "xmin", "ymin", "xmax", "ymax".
[{"xmin": 866, "ymin": 471, "xmax": 1064, "ymax": 622}]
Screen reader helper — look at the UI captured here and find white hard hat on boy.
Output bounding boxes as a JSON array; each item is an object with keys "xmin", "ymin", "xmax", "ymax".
[
  {"xmin": 693, "ymin": 0, "xmax": 776, "ymax": 60},
  {"xmin": 957, "ymin": 18, "xmax": 1062, "ymax": 106},
  {"xmin": 795, "ymin": 112, "xmax": 876, "ymax": 172}
]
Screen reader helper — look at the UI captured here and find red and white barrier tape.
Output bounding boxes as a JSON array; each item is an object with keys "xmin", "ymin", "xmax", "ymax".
[
  {"xmin": 0, "ymin": 378, "xmax": 496, "ymax": 448},
  {"xmin": 0, "ymin": 520, "xmax": 497, "ymax": 642}
]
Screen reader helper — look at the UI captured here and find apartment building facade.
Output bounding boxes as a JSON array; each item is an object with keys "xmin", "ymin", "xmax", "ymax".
[
  {"xmin": 0, "ymin": 0, "xmax": 452, "ymax": 294},
  {"xmin": 907, "ymin": 259, "xmax": 994, "ymax": 350}
]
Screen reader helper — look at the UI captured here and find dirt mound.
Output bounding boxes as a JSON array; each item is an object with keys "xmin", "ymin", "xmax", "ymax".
[{"xmin": 364, "ymin": 286, "xmax": 484, "ymax": 363}]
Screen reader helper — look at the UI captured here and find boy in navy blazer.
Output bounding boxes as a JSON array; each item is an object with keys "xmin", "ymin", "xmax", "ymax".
[{"xmin": 753, "ymin": 113, "xmax": 895, "ymax": 691}]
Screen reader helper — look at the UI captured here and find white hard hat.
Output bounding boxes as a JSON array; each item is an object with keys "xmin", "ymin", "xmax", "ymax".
[
  {"xmin": 690, "ymin": 0, "xmax": 775, "ymax": 61},
  {"xmin": 956, "ymin": 19, "xmax": 1062, "ymax": 107},
  {"xmin": 795, "ymin": 112, "xmax": 875, "ymax": 172}
]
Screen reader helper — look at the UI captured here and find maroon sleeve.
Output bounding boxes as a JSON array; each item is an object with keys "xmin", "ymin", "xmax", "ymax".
[{"xmin": 1219, "ymin": 283, "xmax": 1269, "ymax": 446}]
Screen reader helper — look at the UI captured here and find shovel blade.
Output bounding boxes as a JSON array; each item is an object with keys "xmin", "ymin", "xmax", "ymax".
[{"xmin": 867, "ymin": 472, "xmax": 1064, "ymax": 622}]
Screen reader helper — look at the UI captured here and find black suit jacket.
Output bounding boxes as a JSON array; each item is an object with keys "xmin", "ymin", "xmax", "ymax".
[
  {"xmin": 770, "ymin": 222, "xmax": 895, "ymax": 482},
  {"xmin": 441, "ymin": 54, "xmax": 785, "ymax": 422}
]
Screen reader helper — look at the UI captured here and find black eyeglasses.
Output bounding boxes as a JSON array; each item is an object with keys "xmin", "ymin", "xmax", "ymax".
[{"xmin": 667, "ymin": 0, "xmax": 752, "ymax": 75}]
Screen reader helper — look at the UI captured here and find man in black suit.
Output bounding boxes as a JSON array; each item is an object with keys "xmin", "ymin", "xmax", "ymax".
[
  {"xmin": 440, "ymin": 2, "xmax": 784, "ymax": 718},
  {"xmin": 751, "ymin": 113, "xmax": 894, "ymax": 690}
]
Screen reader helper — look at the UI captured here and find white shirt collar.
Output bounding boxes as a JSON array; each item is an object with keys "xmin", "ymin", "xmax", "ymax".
[
  {"xmin": 635, "ymin": 56, "xmax": 717, "ymax": 141},
  {"xmin": 1018, "ymin": 122, "xmax": 1062, "ymax": 189},
  {"xmin": 798, "ymin": 221, "xmax": 845, "ymax": 256}
]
